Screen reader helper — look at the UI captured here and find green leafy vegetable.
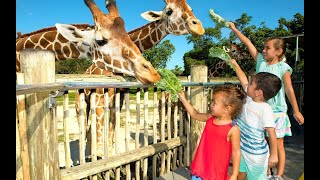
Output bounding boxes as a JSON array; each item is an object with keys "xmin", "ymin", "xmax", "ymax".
[
  {"xmin": 209, "ymin": 47, "xmax": 235, "ymax": 70},
  {"xmin": 209, "ymin": 9, "xmax": 229, "ymax": 28},
  {"xmin": 155, "ymin": 68, "xmax": 183, "ymax": 102}
]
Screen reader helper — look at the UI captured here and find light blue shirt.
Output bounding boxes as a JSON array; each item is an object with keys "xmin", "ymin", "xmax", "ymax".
[{"xmin": 256, "ymin": 53, "xmax": 292, "ymax": 112}]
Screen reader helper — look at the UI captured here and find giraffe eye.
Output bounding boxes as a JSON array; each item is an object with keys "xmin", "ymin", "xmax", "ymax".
[
  {"xmin": 143, "ymin": 63, "xmax": 149, "ymax": 70},
  {"xmin": 96, "ymin": 38, "xmax": 108, "ymax": 46},
  {"xmin": 166, "ymin": 9, "xmax": 173, "ymax": 16}
]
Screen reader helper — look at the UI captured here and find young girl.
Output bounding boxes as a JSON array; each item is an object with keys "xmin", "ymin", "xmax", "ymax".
[
  {"xmin": 229, "ymin": 22, "xmax": 304, "ymax": 180},
  {"xmin": 178, "ymin": 85, "xmax": 246, "ymax": 180}
]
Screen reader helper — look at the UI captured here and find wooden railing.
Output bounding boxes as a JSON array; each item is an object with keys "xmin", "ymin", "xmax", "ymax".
[{"xmin": 16, "ymin": 49, "xmax": 242, "ymax": 180}]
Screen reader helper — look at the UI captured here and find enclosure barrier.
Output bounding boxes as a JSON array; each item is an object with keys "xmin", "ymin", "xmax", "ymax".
[{"xmin": 16, "ymin": 50, "xmax": 302, "ymax": 179}]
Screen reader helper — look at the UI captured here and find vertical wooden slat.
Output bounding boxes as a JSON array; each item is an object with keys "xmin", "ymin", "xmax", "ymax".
[
  {"xmin": 135, "ymin": 88, "xmax": 141, "ymax": 180},
  {"xmin": 172, "ymin": 102, "xmax": 178, "ymax": 170},
  {"xmin": 185, "ymin": 77, "xmax": 191, "ymax": 166},
  {"xmin": 90, "ymin": 90, "xmax": 97, "ymax": 180},
  {"xmin": 16, "ymin": 73, "xmax": 30, "ymax": 180},
  {"xmin": 143, "ymin": 88, "xmax": 149, "ymax": 180},
  {"xmin": 115, "ymin": 89, "xmax": 121, "ymax": 179},
  {"xmin": 160, "ymin": 91, "xmax": 166, "ymax": 175},
  {"xmin": 125, "ymin": 89, "xmax": 131, "ymax": 180},
  {"xmin": 152, "ymin": 87, "xmax": 158, "ymax": 179},
  {"xmin": 179, "ymin": 103, "xmax": 184, "ymax": 167},
  {"xmin": 166, "ymin": 93, "xmax": 172, "ymax": 173},
  {"xmin": 90, "ymin": 90, "xmax": 97, "ymax": 161},
  {"xmin": 77, "ymin": 89, "xmax": 86, "ymax": 165},
  {"xmin": 63, "ymin": 91, "xmax": 71, "ymax": 168},
  {"xmin": 103, "ymin": 90, "xmax": 110, "ymax": 180}
]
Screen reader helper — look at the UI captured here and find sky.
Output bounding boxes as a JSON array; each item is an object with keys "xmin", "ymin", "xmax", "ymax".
[{"xmin": 16, "ymin": 0, "xmax": 304, "ymax": 70}]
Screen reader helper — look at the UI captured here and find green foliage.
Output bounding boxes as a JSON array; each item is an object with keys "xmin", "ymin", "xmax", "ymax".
[
  {"xmin": 171, "ymin": 65, "xmax": 184, "ymax": 76},
  {"xmin": 143, "ymin": 40, "xmax": 175, "ymax": 69},
  {"xmin": 154, "ymin": 68, "xmax": 183, "ymax": 102},
  {"xmin": 55, "ymin": 58, "xmax": 92, "ymax": 74}
]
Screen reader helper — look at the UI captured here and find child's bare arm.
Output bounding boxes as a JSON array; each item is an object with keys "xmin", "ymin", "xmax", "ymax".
[
  {"xmin": 229, "ymin": 22, "xmax": 259, "ymax": 61},
  {"xmin": 228, "ymin": 59, "xmax": 248, "ymax": 90},
  {"xmin": 229, "ymin": 125, "xmax": 240, "ymax": 180},
  {"xmin": 282, "ymin": 71, "xmax": 304, "ymax": 125},
  {"xmin": 178, "ymin": 92, "xmax": 211, "ymax": 121},
  {"xmin": 265, "ymin": 127, "xmax": 278, "ymax": 168}
]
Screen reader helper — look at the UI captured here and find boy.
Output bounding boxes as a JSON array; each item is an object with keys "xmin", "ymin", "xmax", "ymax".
[{"xmin": 228, "ymin": 59, "xmax": 281, "ymax": 180}]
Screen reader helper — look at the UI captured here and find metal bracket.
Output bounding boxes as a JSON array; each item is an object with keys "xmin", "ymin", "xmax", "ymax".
[
  {"xmin": 49, "ymin": 90, "xmax": 66, "ymax": 109},
  {"xmin": 203, "ymin": 86, "xmax": 210, "ymax": 96}
]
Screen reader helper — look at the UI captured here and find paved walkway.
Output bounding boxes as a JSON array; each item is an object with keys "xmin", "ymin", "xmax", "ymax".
[{"xmin": 159, "ymin": 131, "xmax": 304, "ymax": 180}]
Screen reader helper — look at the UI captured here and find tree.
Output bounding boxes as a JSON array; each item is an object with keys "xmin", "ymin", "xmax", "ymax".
[
  {"xmin": 182, "ymin": 12, "xmax": 304, "ymax": 78},
  {"xmin": 142, "ymin": 40, "xmax": 175, "ymax": 69},
  {"xmin": 171, "ymin": 65, "xmax": 184, "ymax": 76},
  {"xmin": 55, "ymin": 58, "xmax": 92, "ymax": 74}
]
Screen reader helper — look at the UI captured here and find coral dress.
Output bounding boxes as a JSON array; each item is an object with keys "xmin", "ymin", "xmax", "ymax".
[{"xmin": 190, "ymin": 116, "xmax": 233, "ymax": 180}]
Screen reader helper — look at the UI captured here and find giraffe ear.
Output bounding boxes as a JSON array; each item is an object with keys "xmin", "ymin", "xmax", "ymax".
[
  {"xmin": 141, "ymin": 11, "xmax": 163, "ymax": 22},
  {"xmin": 55, "ymin": 23, "xmax": 94, "ymax": 45}
]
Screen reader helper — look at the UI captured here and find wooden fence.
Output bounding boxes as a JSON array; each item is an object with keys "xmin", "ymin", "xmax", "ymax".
[
  {"xmin": 16, "ymin": 49, "xmax": 303, "ymax": 180},
  {"xmin": 16, "ymin": 49, "xmax": 241, "ymax": 180}
]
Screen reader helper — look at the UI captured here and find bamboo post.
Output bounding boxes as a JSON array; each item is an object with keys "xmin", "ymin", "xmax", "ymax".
[
  {"xmin": 189, "ymin": 65, "xmax": 208, "ymax": 161},
  {"xmin": 19, "ymin": 49, "xmax": 60, "ymax": 180}
]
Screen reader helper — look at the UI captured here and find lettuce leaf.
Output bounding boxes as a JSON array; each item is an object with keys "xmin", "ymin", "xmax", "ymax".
[
  {"xmin": 209, "ymin": 47, "xmax": 235, "ymax": 70},
  {"xmin": 155, "ymin": 68, "xmax": 183, "ymax": 102},
  {"xmin": 209, "ymin": 9, "xmax": 229, "ymax": 28}
]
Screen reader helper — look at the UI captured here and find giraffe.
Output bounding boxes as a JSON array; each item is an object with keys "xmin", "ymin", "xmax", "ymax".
[
  {"xmin": 16, "ymin": 0, "xmax": 161, "ymax": 157},
  {"xmin": 208, "ymin": 43, "xmax": 245, "ymax": 77},
  {"xmin": 77, "ymin": 0, "xmax": 205, "ymax": 156}
]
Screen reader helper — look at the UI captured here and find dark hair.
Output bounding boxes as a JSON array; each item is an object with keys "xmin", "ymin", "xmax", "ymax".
[
  {"xmin": 265, "ymin": 37, "xmax": 287, "ymax": 61},
  {"xmin": 212, "ymin": 84, "xmax": 246, "ymax": 119},
  {"xmin": 253, "ymin": 72, "xmax": 282, "ymax": 101}
]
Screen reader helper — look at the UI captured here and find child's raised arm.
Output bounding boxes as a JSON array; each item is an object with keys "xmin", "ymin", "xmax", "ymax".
[
  {"xmin": 228, "ymin": 59, "xmax": 248, "ymax": 90},
  {"xmin": 229, "ymin": 22, "xmax": 259, "ymax": 61},
  {"xmin": 178, "ymin": 92, "xmax": 211, "ymax": 122}
]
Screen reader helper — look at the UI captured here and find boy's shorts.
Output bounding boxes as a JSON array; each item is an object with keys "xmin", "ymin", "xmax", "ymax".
[
  {"xmin": 239, "ymin": 157, "xmax": 268, "ymax": 180},
  {"xmin": 191, "ymin": 175, "xmax": 202, "ymax": 180}
]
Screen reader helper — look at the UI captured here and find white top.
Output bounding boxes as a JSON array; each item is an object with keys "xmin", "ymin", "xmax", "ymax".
[{"xmin": 236, "ymin": 96, "xmax": 275, "ymax": 165}]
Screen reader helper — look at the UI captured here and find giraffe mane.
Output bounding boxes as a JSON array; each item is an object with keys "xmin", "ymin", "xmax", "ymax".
[
  {"xmin": 127, "ymin": 21, "xmax": 158, "ymax": 34},
  {"xmin": 16, "ymin": 24, "xmax": 94, "ymax": 39}
]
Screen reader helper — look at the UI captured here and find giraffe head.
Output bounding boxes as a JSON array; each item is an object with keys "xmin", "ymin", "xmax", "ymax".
[
  {"xmin": 140, "ymin": 0, "xmax": 205, "ymax": 36},
  {"xmin": 223, "ymin": 42, "xmax": 245, "ymax": 60},
  {"xmin": 56, "ymin": 0, "xmax": 160, "ymax": 83}
]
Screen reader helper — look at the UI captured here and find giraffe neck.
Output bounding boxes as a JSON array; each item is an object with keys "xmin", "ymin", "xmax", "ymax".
[
  {"xmin": 16, "ymin": 29, "xmax": 91, "ymax": 72},
  {"xmin": 128, "ymin": 20, "xmax": 170, "ymax": 52},
  {"xmin": 209, "ymin": 61, "xmax": 228, "ymax": 77}
]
